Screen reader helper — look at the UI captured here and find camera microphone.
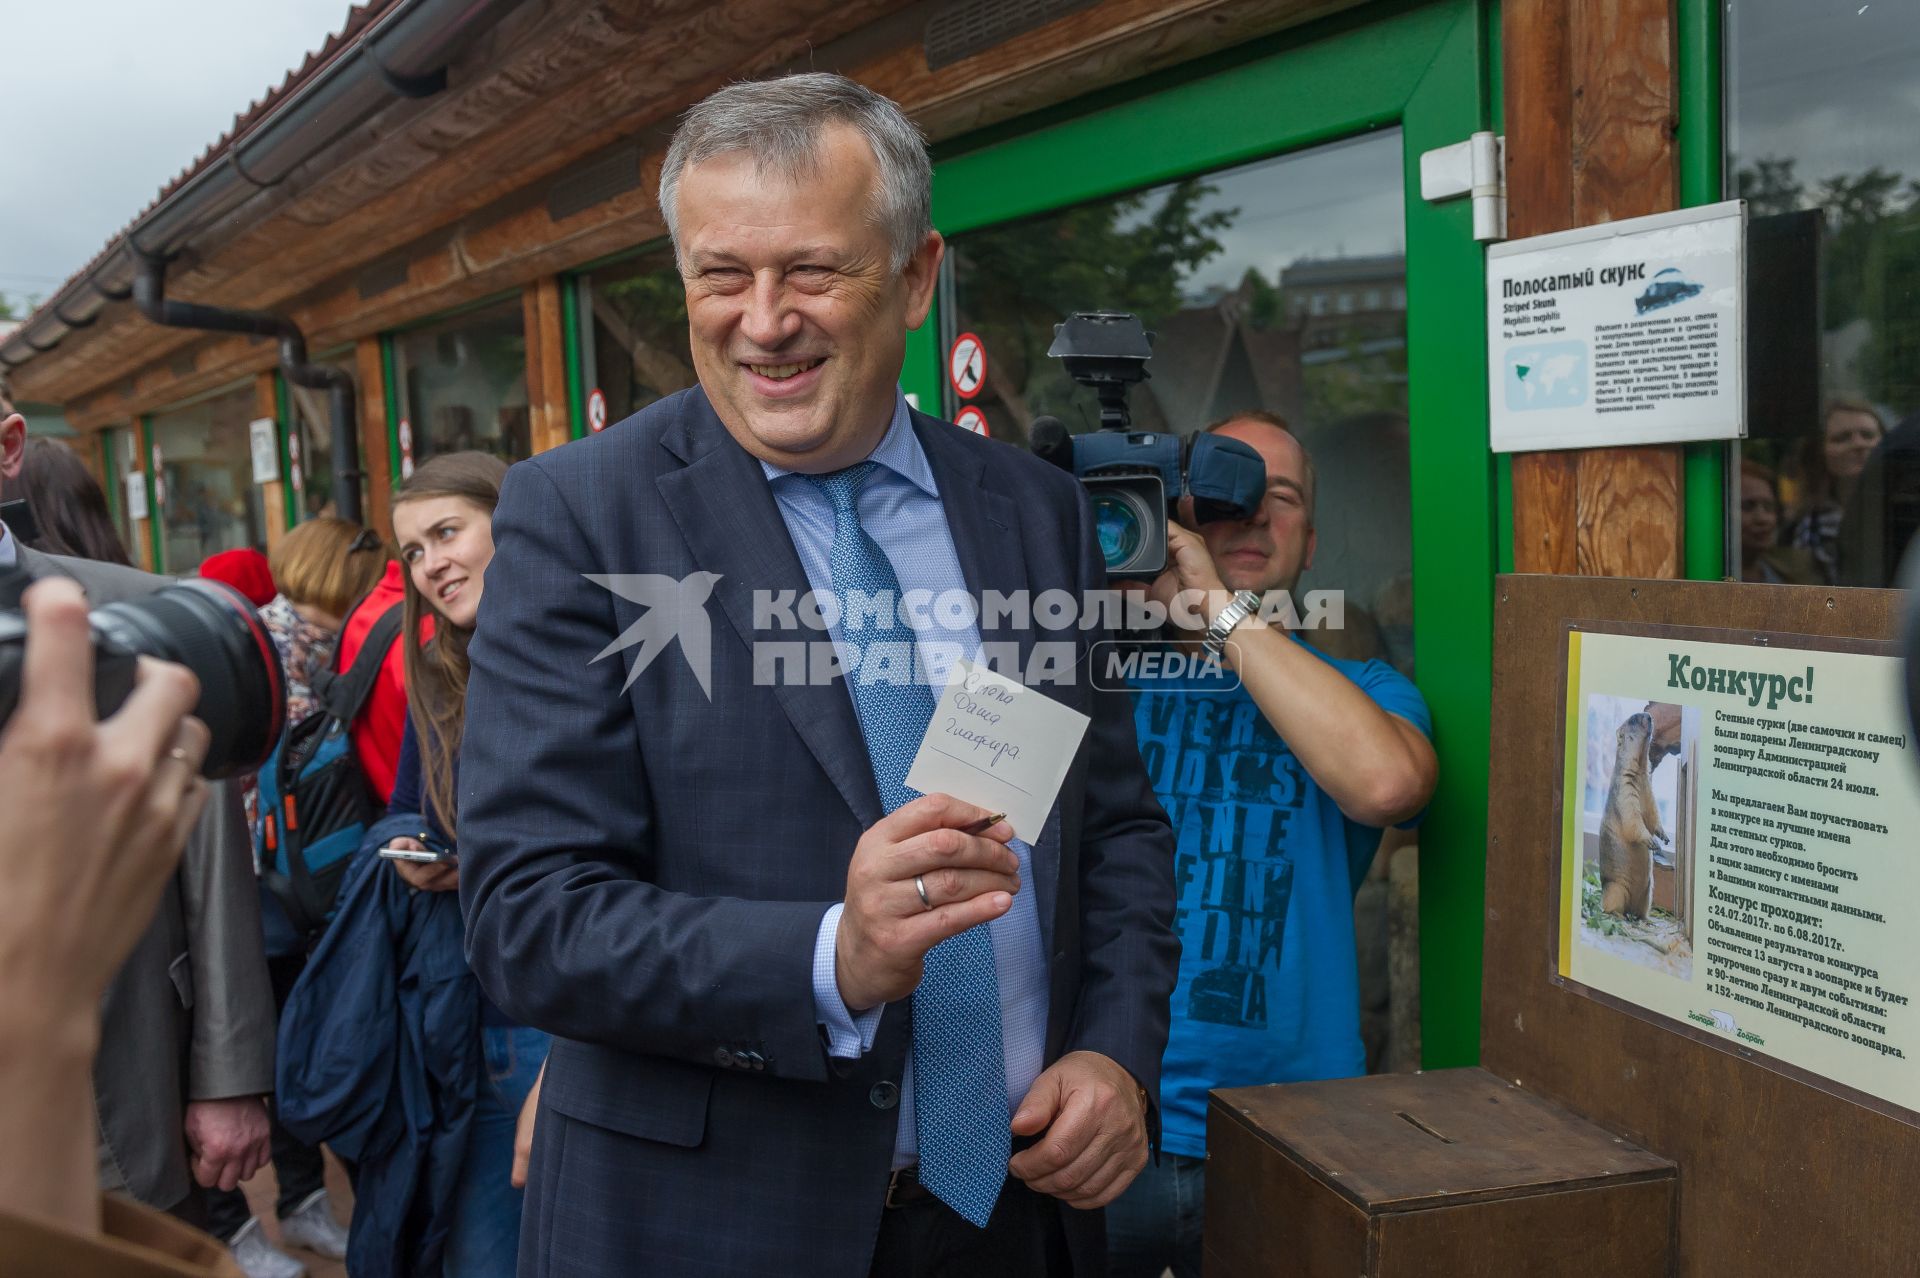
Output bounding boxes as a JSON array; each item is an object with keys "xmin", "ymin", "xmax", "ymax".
[{"xmin": 1030, "ymin": 415, "xmax": 1074, "ymax": 472}]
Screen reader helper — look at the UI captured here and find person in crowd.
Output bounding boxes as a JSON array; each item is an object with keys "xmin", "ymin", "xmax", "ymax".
[
  {"xmin": 1738, "ymin": 460, "xmax": 1819, "ymax": 585},
  {"xmin": 0, "ymin": 576, "xmax": 245, "ymax": 1277},
  {"xmin": 456, "ymin": 73, "xmax": 1177, "ymax": 1278},
  {"xmin": 0, "ymin": 384, "xmax": 275, "ymax": 1229},
  {"xmin": 383, "ymin": 452, "xmax": 548, "ymax": 1276},
  {"xmin": 15, "ymin": 436, "xmax": 135, "ymax": 566},
  {"xmin": 1786, "ymin": 399, "xmax": 1885, "ymax": 585},
  {"xmin": 204, "ymin": 517, "xmax": 382, "ymax": 1278},
  {"xmin": 1105, "ymin": 411, "xmax": 1437, "ymax": 1278},
  {"xmin": 275, "ymin": 453, "xmax": 544, "ymax": 1277},
  {"xmin": 333, "ymin": 540, "xmax": 413, "ymax": 805},
  {"xmin": 1837, "ymin": 411, "xmax": 1920, "ymax": 589},
  {"xmin": 198, "ymin": 547, "xmax": 277, "ymax": 610}
]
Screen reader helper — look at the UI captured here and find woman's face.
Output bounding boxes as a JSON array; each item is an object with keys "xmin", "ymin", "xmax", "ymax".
[
  {"xmin": 1824, "ymin": 408, "xmax": 1882, "ymax": 482},
  {"xmin": 1739, "ymin": 472, "xmax": 1778, "ymax": 553},
  {"xmin": 393, "ymin": 495, "xmax": 495, "ymax": 630}
]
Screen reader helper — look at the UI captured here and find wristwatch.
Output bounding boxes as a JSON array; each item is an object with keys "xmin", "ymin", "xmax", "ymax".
[{"xmin": 1202, "ymin": 589, "xmax": 1261, "ymax": 658}]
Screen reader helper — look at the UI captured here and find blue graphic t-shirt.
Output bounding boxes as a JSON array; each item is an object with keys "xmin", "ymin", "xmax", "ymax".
[{"xmin": 1129, "ymin": 638, "xmax": 1432, "ymax": 1158}]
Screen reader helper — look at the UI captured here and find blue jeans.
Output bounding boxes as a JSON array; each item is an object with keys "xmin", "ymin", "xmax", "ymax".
[
  {"xmin": 1104, "ymin": 1153, "xmax": 1205, "ymax": 1278},
  {"xmin": 443, "ymin": 1025, "xmax": 551, "ymax": 1278}
]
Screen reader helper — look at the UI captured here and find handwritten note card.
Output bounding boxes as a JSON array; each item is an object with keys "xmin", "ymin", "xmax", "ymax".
[{"xmin": 904, "ymin": 659, "xmax": 1091, "ymax": 840}]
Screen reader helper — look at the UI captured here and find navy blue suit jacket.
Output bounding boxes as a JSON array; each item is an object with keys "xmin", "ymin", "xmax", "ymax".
[{"xmin": 458, "ymin": 386, "xmax": 1177, "ymax": 1277}]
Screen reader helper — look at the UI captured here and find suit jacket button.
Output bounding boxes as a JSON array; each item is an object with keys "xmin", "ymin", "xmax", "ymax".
[
  {"xmin": 746, "ymin": 1051, "xmax": 767, "ymax": 1071},
  {"xmin": 714, "ymin": 1047, "xmax": 735, "ymax": 1068},
  {"xmin": 869, "ymin": 1081, "xmax": 899, "ymax": 1110},
  {"xmin": 733, "ymin": 1049, "xmax": 755, "ymax": 1070}
]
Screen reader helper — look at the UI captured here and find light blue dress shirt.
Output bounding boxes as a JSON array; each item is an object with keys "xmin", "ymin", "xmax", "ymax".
[
  {"xmin": 0, "ymin": 520, "xmax": 16, "ymax": 568},
  {"xmin": 760, "ymin": 392, "xmax": 1049, "ymax": 1168}
]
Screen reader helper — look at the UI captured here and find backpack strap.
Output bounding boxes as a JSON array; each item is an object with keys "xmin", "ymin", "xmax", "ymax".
[{"xmin": 313, "ymin": 604, "xmax": 404, "ymax": 722}]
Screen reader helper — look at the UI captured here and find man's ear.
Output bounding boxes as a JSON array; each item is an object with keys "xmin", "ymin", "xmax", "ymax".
[
  {"xmin": 0, "ymin": 414, "xmax": 25, "ymax": 485},
  {"xmin": 902, "ymin": 231, "xmax": 946, "ymax": 331}
]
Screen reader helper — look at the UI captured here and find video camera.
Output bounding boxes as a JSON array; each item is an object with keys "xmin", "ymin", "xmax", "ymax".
[
  {"xmin": 0, "ymin": 563, "xmax": 286, "ymax": 779},
  {"xmin": 1032, "ymin": 311, "xmax": 1266, "ymax": 579}
]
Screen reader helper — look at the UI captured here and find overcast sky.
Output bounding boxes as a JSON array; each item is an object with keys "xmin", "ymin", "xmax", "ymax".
[{"xmin": 0, "ymin": 1, "xmax": 349, "ymax": 314}]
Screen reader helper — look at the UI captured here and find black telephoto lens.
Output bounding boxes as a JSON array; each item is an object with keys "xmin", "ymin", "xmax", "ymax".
[{"xmin": 0, "ymin": 575, "xmax": 285, "ymax": 779}]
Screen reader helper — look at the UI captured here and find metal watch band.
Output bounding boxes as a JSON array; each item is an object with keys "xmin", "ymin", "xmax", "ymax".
[{"xmin": 1203, "ymin": 589, "xmax": 1261, "ymax": 658}]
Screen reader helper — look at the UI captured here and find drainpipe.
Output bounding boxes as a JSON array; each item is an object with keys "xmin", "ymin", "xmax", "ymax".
[{"xmin": 132, "ymin": 252, "xmax": 363, "ymax": 525}]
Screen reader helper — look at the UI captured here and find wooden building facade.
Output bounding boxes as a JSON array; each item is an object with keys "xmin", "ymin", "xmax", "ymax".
[{"xmin": 3, "ymin": 0, "xmax": 1915, "ymax": 1085}]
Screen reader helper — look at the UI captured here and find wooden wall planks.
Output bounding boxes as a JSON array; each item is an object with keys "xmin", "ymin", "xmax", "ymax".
[
  {"xmin": 1482, "ymin": 575, "xmax": 1916, "ymax": 1275},
  {"xmin": 1505, "ymin": 0, "xmax": 1687, "ymax": 579},
  {"xmin": 47, "ymin": 0, "xmax": 1361, "ymax": 427}
]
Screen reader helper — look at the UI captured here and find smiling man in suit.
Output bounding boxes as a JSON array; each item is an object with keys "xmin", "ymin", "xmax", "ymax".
[{"xmin": 457, "ymin": 74, "xmax": 1178, "ymax": 1276}]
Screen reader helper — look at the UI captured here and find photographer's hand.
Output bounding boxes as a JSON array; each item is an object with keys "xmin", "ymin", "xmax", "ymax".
[{"xmin": 0, "ymin": 579, "xmax": 210, "ymax": 1234}]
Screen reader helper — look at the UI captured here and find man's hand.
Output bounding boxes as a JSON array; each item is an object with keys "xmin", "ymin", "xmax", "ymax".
[
  {"xmin": 1008, "ymin": 1051, "xmax": 1149, "ymax": 1209},
  {"xmin": 511, "ymin": 1062, "xmax": 545, "ymax": 1188},
  {"xmin": 184, "ymin": 1097, "xmax": 271, "ymax": 1192},
  {"xmin": 835, "ymin": 794, "xmax": 1018, "ymax": 1013},
  {"xmin": 386, "ymin": 837, "xmax": 459, "ymax": 893},
  {"xmin": 1142, "ymin": 520, "xmax": 1235, "ymax": 631}
]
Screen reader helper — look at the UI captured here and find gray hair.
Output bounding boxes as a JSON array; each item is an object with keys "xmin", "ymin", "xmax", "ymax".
[{"xmin": 659, "ymin": 73, "xmax": 932, "ymax": 273}]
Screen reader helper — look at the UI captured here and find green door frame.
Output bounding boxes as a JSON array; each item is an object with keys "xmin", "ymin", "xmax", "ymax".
[
  {"xmin": 917, "ymin": 0, "xmax": 1495, "ymax": 1066},
  {"xmin": 138, "ymin": 414, "xmax": 163, "ymax": 574}
]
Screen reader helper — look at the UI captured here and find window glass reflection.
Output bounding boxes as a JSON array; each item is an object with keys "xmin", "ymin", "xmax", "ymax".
[
  {"xmin": 945, "ymin": 130, "xmax": 1413, "ymax": 674},
  {"xmin": 1729, "ymin": 1, "xmax": 1920, "ymax": 586},
  {"xmin": 581, "ymin": 247, "xmax": 694, "ymax": 427},
  {"xmin": 285, "ymin": 352, "xmax": 358, "ymax": 520},
  {"xmin": 393, "ymin": 299, "xmax": 530, "ymax": 466},
  {"xmin": 149, "ymin": 383, "xmax": 267, "ymax": 573}
]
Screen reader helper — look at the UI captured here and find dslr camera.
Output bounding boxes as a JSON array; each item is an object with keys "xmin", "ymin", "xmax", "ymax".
[
  {"xmin": 1035, "ymin": 311, "xmax": 1266, "ymax": 579},
  {"xmin": 0, "ymin": 561, "xmax": 285, "ymax": 779}
]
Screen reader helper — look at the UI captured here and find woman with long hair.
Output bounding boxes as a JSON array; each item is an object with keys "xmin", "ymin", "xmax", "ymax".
[
  {"xmin": 1785, "ymin": 399, "xmax": 1885, "ymax": 584},
  {"xmin": 380, "ymin": 451, "xmax": 549, "ymax": 1276},
  {"xmin": 15, "ymin": 437, "xmax": 134, "ymax": 566}
]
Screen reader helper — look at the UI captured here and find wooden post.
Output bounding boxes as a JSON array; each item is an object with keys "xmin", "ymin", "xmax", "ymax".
[
  {"xmin": 125, "ymin": 426, "xmax": 154, "ymax": 573},
  {"xmin": 1505, "ymin": 0, "xmax": 1683, "ymax": 577},
  {"xmin": 255, "ymin": 372, "xmax": 287, "ymax": 554},
  {"xmin": 356, "ymin": 337, "xmax": 394, "ymax": 542},
  {"xmin": 524, "ymin": 276, "xmax": 572, "ymax": 456}
]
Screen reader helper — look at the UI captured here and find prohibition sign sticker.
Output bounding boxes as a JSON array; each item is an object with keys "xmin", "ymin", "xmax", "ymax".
[
  {"xmin": 587, "ymin": 388, "xmax": 609, "ymax": 433},
  {"xmin": 954, "ymin": 405, "xmax": 991, "ymax": 436},
  {"xmin": 948, "ymin": 332, "xmax": 987, "ymax": 399}
]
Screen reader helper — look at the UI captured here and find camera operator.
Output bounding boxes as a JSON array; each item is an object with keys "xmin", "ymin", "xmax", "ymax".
[
  {"xmin": 0, "ymin": 386, "xmax": 274, "ymax": 1230},
  {"xmin": 0, "ymin": 577, "xmax": 244, "ymax": 1275},
  {"xmin": 1106, "ymin": 411, "xmax": 1437, "ymax": 1278}
]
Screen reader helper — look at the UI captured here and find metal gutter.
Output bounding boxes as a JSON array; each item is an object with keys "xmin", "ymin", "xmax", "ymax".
[{"xmin": 0, "ymin": 0, "xmax": 523, "ymax": 375}]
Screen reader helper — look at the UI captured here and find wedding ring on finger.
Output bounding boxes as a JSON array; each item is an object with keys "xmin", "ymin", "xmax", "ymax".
[{"xmin": 914, "ymin": 874, "xmax": 932, "ymax": 912}]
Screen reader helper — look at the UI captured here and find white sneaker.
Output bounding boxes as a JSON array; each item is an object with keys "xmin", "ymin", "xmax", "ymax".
[
  {"xmin": 227, "ymin": 1217, "xmax": 306, "ymax": 1278},
  {"xmin": 278, "ymin": 1188, "xmax": 350, "ymax": 1260}
]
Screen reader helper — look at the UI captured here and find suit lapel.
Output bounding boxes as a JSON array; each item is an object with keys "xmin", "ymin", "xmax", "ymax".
[
  {"xmin": 653, "ymin": 391, "xmax": 883, "ymax": 828},
  {"xmin": 914, "ymin": 414, "xmax": 1060, "ymax": 949}
]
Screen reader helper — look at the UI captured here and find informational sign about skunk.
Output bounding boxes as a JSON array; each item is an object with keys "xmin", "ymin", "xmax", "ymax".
[
  {"xmin": 1489, "ymin": 200, "xmax": 1746, "ymax": 452},
  {"xmin": 1557, "ymin": 625, "xmax": 1920, "ymax": 1118}
]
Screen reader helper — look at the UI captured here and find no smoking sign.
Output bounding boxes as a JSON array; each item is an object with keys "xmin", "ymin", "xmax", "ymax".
[{"xmin": 948, "ymin": 332, "xmax": 986, "ymax": 400}]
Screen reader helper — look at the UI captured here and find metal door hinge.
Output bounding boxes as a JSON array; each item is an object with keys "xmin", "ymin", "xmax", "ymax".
[{"xmin": 1420, "ymin": 132, "xmax": 1506, "ymax": 243}]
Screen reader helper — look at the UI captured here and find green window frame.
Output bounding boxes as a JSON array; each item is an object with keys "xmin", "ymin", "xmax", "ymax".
[{"xmin": 918, "ymin": 0, "xmax": 1496, "ymax": 1066}]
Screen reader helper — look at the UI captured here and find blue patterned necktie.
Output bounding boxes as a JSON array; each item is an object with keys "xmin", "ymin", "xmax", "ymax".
[{"xmin": 803, "ymin": 464, "xmax": 1009, "ymax": 1229}]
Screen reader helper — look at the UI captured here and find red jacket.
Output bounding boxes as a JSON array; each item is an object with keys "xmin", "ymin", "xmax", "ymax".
[{"xmin": 337, "ymin": 561, "xmax": 420, "ymax": 803}]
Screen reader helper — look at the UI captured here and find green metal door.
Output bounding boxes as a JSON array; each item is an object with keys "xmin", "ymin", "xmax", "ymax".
[{"xmin": 909, "ymin": 0, "xmax": 1495, "ymax": 1067}]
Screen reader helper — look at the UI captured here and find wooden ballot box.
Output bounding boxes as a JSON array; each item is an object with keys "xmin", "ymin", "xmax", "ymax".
[{"xmin": 1205, "ymin": 1068, "xmax": 1675, "ymax": 1277}]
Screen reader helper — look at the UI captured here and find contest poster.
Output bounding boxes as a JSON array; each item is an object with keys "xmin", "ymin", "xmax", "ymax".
[{"xmin": 1558, "ymin": 625, "xmax": 1920, "ymax": 1118}]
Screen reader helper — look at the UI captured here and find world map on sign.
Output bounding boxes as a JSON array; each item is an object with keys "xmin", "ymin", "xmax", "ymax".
[{"xmin": 1504, "ymin": 340, "xmax": 1589, "ymax": 411}]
